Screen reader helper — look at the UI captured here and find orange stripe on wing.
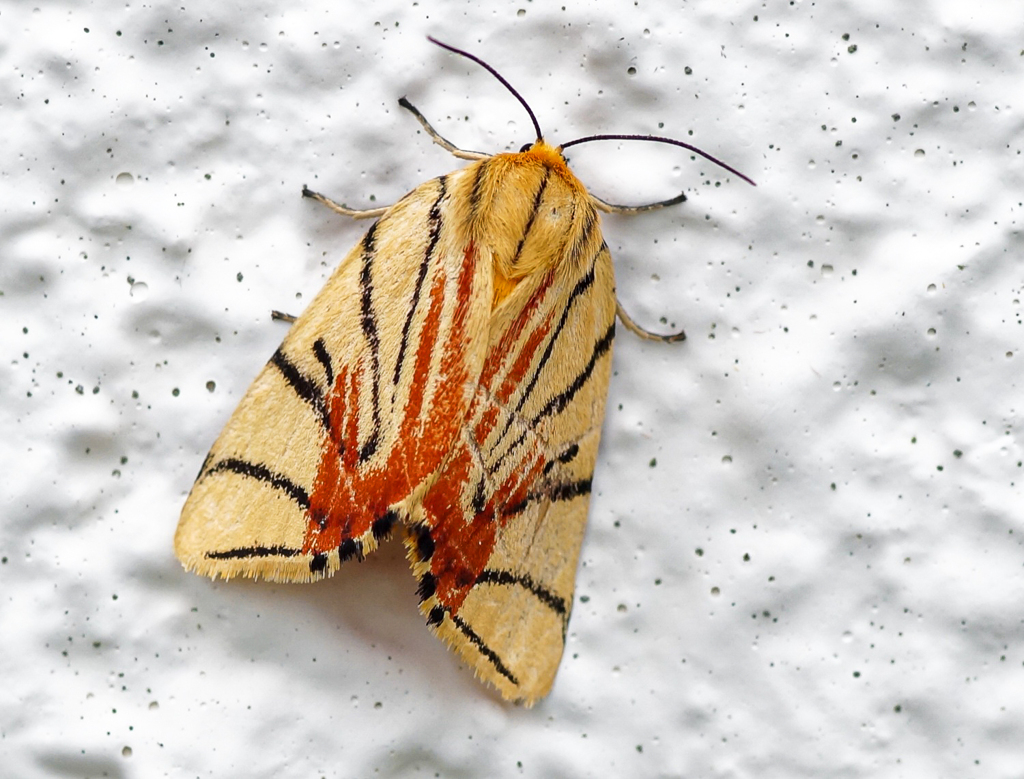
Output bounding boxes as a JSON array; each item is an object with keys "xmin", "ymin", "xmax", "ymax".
[
  {"xmin": 424, "ymin": 426, "xmax": 548, "ymax": 615},
  {"xmin": 478, "ymin": 271, "xmax": 554, "ymax": 390},
  {"xmin": 303, "ymin": 363, "xmax": 360, "ymax": 553},
  {"xmin": 470, "ymin": 272, "xmax": 555, "ymax": 447},
  {"xmin": 302, "ymin": 241, "xmax": 480, "ymax": 559},
  {"xmin": 422, "ymin": 443, "xmax": 497, "ymax": 612}
]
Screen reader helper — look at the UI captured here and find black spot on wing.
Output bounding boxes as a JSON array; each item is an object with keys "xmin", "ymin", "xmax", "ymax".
[
  {"xmin": 372, "ymin": 510, "xmax": 398, "ymax": 542},
  {"xmin": 426, "ymin": 605, "xmax": 445, "ymax": 626},
  {"xmin": 338, "ymin": 538, "xmax": 365, "ymax": 563},
  {"xmin": 203, "ymin": 458, "xmax": 310, "ymax": 510},
  {"xmin": 409, "ymin": 523, "xmax": 435, "ymax": 562},
  {"xmin": 309, "ymin": 552, "xmax": 329, "ymax": 573},
  {"xmin": 417, "ymin": 572, "xmax": 437, "ymax": 602}
]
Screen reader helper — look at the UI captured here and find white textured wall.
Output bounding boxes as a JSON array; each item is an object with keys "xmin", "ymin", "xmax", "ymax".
[{"xmin": 3, "ymin": 1, "xmax": 1022, "ymax": 776}]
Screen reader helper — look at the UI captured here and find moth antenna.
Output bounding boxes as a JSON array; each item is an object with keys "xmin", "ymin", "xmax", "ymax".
[
  {"xmin": 561, "ymin": 134, "xmax": 757, "ymax": 187},
  {"xmin": 427, "ymin": 36, "xmax": 544, "ymax": 142}
]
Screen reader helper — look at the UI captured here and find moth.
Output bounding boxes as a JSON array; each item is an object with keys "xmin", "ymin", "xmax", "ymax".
[{"xmin": 175, "ymin": 37, "xmax": 753, "ymax": 705}]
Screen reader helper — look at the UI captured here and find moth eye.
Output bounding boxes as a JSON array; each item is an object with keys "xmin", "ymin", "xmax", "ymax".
[{"xmin": 519, "ymin": 143, "xmax": 532, "ymax": 153}]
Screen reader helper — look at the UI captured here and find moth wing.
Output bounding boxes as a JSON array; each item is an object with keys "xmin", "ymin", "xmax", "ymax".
[
  {"xmin": 176, "ymin": 172, "xmax": 493, "ymax": 582},
  {"xmin": 407, "ymin": 236, "xmax": 616, "ymax": 704}
]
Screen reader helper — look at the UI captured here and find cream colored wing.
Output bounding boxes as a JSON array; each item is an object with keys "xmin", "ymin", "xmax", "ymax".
[
  {"xmin": 176, "ymin": 170, "xmax": 493, "ymax": 582},
  {"xmin": 406, "ymin": 177, "xmax": 617, "ymax": 705}
]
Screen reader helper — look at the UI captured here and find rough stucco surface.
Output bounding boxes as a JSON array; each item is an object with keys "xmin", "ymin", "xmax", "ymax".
[{"xmin": 3, "ymin": 1, "xmax": 1022, "ymax": 776}]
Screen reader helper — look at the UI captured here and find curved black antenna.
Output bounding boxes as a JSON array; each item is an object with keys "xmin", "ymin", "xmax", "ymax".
[
  {"xmin": 561, "ymin": 134, "xmax": 757, "ymax": 187},
  {"xmin": 427, "ymin": 36, "xmax": 544, "ymax": 142}
]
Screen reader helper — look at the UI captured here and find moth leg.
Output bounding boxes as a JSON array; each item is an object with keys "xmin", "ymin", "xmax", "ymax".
[
  {"xmin": 301, "ymin": 186, "xmax": 389, "ymax": 219},
  {"xmin": 592, "ymin": 191, "xmax": 687, "ymax": 214},
  {"xmin": 270, "ymin": 310, "xmax": 297, "ymax": 324},
  {"xmin": 616, "ymin": 299, "xmax": 686, "ymax": 343},
  {"xmin": 398, "ymin": 97, "xmax": 491, "ymax": 161}
]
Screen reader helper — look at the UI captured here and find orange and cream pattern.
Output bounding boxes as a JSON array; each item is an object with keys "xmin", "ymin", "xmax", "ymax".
[{"xmin": 176, "ymin": 142, "xmax": 616, "ymax": 704}]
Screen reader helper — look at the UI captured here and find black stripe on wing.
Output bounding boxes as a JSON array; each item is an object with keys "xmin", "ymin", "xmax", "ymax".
[
  {"xmin": 450, "ymin": 612, "xmax": 519, "ymax": 686},
  {"xmin": 509, "ymin": 168, "xmax": 551, "ymax": 267},
  {"xmin": 312, "ymin": 337, "xmax": 334, "ymax": 387},
  {"xmin": 475, "ymin": 569, "xmax": 568, "ymax": 619},
  {"xmin": 531, "ymin": 319, "xmax": 614, "ymax": 425},
  {"xmin": 482, "ymin": 249, "xmax": 602, "ymax": 474},
  {"xmin": 501, "ymin": 477, "xmax": 592, "ymax": 518},
  {"xmin": 513, "ymin": 258, "xmax": 597, "ymax": 418},
  {"xmin": 547, "ymin": 478, "xmax": 592, "ymax": 503},
  {"xmin": 395, "ymin": 177, "xmax": 448, "ymax": 388},
  {"xmin": 467, "ymin": 163, "xmax": 488, "ymax": 220},
  {"xmin": 358, "ymin": 222, "xmax": 383, "ymax": 462},
  {"xmin": 270, "ymin": 348, "xmax": 329, "ymax": 431},
  {"xmin": 202, "ymin": 457, "xmax": 310, "ymax": 509},
  {"xmin": 205, "ymin": 544, "xmax": 303, "ymax": 560},
  {"xmin": 543, "ymin": 443, "xmax": 580, "ymax": 474},
  {"xmin": 204, "ymin": 544, "xmax": 331, "ymax": 577}
]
